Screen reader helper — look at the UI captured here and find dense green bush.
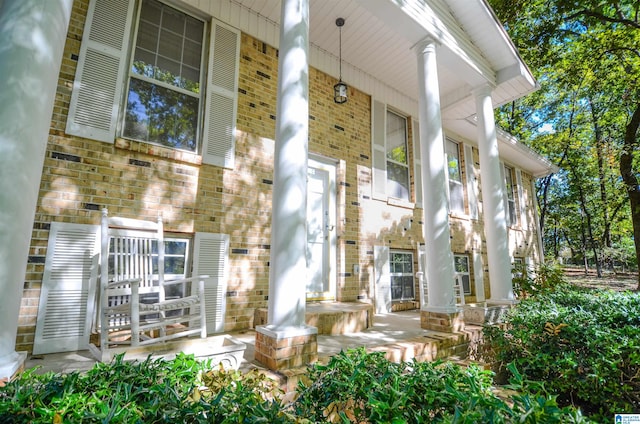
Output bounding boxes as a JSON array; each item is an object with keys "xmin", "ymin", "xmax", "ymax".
[
  {"xmin": 290, "ymin": 347, "xmax": 588, "ymax": 423},
  {"xmin": 484, "ymin": 285, "xmax": 640, "ymax": 420},
  {"xmin": 1, "ymin": 349, "xmax": 589, "ymax": 423}
]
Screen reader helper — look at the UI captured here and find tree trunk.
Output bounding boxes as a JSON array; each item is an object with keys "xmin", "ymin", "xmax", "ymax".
[{"xmin": 619, "ymin": 103, "xmax": 640, "ymax": 290}]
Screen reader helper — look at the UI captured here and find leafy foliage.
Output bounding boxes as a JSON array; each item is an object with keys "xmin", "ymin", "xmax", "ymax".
[
  {"xmin": 1, "ymin": 348, "xmax": 590, "ymax": 423},
  {"xmin": 484, "ymin": 285, "xmax": 640, "ymax": 419},
  {"xmin": 512, "ymin": 261, "xmax": 567, "ymax": 298},
  {"xmin": 290, "ymin": 348, "xmax": 588, "ymax": 423},
  {"xmin": 488, "ymin": 0, "xmax": 640, "ymax": 282}
]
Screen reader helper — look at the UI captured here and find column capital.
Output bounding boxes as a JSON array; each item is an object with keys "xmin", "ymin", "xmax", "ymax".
[{"xmin": 412, "ymin": 36, "xmax": 439, "ymax": 56}]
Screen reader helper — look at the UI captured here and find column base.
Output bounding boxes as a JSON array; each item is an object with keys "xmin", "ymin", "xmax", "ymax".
[
  {"xmin": 0, "ymin": 351, "xmax": 27, "ymax": 384},
  {"xmin": 255, "ymin": 325, "xmax": 318, "ymax": 371},
  {"xmin": 421, "ymin": 309, "xmax": 464, "ymax": 333}
]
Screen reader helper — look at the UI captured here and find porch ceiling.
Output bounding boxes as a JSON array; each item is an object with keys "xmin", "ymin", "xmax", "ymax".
[{"xmin": 232, "ymin": 0, "xmax": 537, "ymax": 120}]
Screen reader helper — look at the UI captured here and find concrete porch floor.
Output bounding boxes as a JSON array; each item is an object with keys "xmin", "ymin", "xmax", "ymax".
[{"xmin": 24, "ymin": 309, "xmax": 484, "ymax": 375}]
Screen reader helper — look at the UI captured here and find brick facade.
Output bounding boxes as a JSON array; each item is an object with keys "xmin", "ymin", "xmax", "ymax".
[{"xmin": 16, "ymin": 0, "xmax": 544, "ymax": 354}]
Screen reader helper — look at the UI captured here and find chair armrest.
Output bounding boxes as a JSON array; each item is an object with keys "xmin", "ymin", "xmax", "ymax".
[
  {"xmin": 163, "ymin": 275, "xmax": 210, "ymax": 287},
  {"xmin": 107, "ymin": 278, "xmax": 142, "ymax": 289}
]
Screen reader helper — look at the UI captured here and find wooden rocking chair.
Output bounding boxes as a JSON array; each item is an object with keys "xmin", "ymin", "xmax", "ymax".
[{"xmin": 89, "ymin": 208, "xmax": 207, "ymax": 362}]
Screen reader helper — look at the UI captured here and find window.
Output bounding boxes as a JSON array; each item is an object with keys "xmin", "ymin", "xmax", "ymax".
[
  {"xmin": 386, "ymin": 110, "xmax": 410, "ymax": 201},
  {"xmin": 107, "ymin": 236, "xmax": 191, "ymax": 300},
  {"xmin": 503, "ymin": 164, "xmax": 517, "ymax": 226},
  {"xmin": 390, "ymin": 251, "xmax": 415, "ymax": 301},
  {"xmin": 371, "ymin": 100, "xmax": 414, "ymax": 202},
  {"xmin": 67, "ymin": 0, "xmax": 240, "ymax": 168},
  {"xmin": 453, "ymin": 254, "xmax": 471, "ymax": 295},
  {"xmin": 123, "ymin": 0, "xmax": 205, "ymax": 152},
  {"xmin": 446, "ymin": 139, "xmax": 464, "ymax": 214}
]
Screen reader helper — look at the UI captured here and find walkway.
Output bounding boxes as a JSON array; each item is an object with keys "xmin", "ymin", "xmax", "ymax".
[{"xmin": 24, "ymin": 310, "xmax": 483, "ymax": 376}]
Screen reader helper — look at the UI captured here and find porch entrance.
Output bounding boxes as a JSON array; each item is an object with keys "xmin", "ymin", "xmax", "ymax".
[{"xmin": 306, "ymin": 157, "xmax": 337, "ymax": 300}]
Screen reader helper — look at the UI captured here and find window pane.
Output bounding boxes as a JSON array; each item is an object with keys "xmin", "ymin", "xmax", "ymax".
[
  {"xmin": 165, "ymin": 241, "xmax": 186, "ymax": 255},
  {"xmin": 386, "ymin": 111, "xmax": 407, "ymax": 164},
  {"xmin": 450, "ymin": 181, "xmax": 464, "ymax": 214},
  {"xmin": 131, "ymin": 0, "xmax": 203, "ymax": 92},
  {"xmin": 123, "ymin": 78, "xmax": 198, "ymax": 151},
  {"xmin": 387, "ymin": 161, "xmax": 410, "ymax": 200},
  {"xmin": 446, "ymin": 140, "xmax": 461, "ymax": 183},
  {"xmin": 165, "ymin": 256, "xmax": 186, "ymax": 274},
  {"xmin": 454, "ymin": 255, "xmax": 469, "ymax": 272}
]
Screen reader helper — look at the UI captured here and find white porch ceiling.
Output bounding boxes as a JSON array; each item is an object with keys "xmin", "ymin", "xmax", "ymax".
[
  {"xmin": 224, "ymin": 0, "xmax": 552, "ymax": 176},
  {"xmin": 231, "ymin": 0, "xmax": 536, "ymax": 119}
]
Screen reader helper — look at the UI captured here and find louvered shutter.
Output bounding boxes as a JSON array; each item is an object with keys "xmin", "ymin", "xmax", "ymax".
[
  {"xmin": 192, "ymin": 233, "xmax": 229, "ymax": 334},
  {"xmin": 65, "ymin": 0, "xmax": 135, "ymax": 143},
  {"xmin": 371, "ymin": 99, "xmax": 387, "ymax": 200},
  {"xmin": 373, "ymin": 245, "xmax": 391, "ymax": 313},
  {"xmin": 515, "ymin": 168, "xmax": 527, "ymax": 229},
  {"xmin": 202, "ymin": 20, "xmax": 240, "ymax": 168},
  {"xmin": 413, "ymin": 119, "xmax": 423, "ymax": 208},
  {"xmin": 33, "ymin": 223, "xmax": 100, "ymax": 354},
  {"xmin": 464, "ymin": 144, "xmax": 479, "ymax": 219},
  {"xmin": 499, "ymin": 161, "xmax": 510, "ymax": 224},
  {"xmin": 416, "ymin": 244, "xmax": 427, "ymax": 309},
  {"xmin": 472, "ymin": 251, "xmax": 485, "ymax": 301}
]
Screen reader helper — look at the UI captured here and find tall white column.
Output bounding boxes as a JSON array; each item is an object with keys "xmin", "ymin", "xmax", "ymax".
[
  {"xmin": 267, "ymin": 0, "xmax": 310, "ymax": 330},
  {"xmin": 473, "ymin": 85, "xmax": 514, "ymax": 302},
  {"xmin": 0, "ymin": 0, "xmax": 72, "ymax": 380},
  {"xmin": 415, "ymin": 38, "xmax": 456, "ymax": 311}
]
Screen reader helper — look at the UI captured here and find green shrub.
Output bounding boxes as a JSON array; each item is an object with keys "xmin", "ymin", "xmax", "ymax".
[
  {"xmin": 484, "ymin": 285, "xmax": 640, "ymax": 419},
  {"xmin": 1, "ymin": 348, "xmax": 590, "ymax": 423},
  {"xmin": 291, "ymin": 347, "xmax": 588, "ymax": 423},
  {"xmin": 512, "ymin": 261, "xmax": 567, "ymax": 299}
]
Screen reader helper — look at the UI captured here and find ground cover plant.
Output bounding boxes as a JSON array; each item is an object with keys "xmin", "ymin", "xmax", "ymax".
[
  {"xmin": 1, "ymin": 349, "xmax": 588, "ymax": 423},
  {"xmin": 485, "ymin": 282, "xmax": 640, "ymax": 420}
]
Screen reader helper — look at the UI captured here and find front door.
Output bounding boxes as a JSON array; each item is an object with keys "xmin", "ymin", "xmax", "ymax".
[{"xmin": 306, "ymin": 158, "xmax": 336, "ymax": 300}]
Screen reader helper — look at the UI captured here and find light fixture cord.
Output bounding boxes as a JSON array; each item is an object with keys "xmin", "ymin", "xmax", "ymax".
[{"xmin": 339, "ymin": 26, "xmax": 343, "ymax": 81}]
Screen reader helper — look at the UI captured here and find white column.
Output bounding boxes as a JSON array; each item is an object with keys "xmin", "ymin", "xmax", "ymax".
[
  {"xmin": 266, "ymin": 0, "xmax": 311, "ymax": 330},
  {"xmin": 473, "ymin": 85, "xmax": 514, "ymax": 302},
  {"xmin": 0, "ymin": 0, "xmax": 72, "ymax": 379},
  {"xmin": 415, "ymin": 38, "xmax": 456, "ymax": 311}
]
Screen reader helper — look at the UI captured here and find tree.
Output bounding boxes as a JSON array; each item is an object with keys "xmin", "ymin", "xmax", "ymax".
[{"xmin": 489, "ymin": 0, "xmax": 640, "ymax": 288}]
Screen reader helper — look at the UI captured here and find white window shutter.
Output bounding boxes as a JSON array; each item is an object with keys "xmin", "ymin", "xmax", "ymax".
[
  {"xmin": 413, "ymin": 119, "xmax": 423, "ymax": 208},
  {"xmin": 373, "ymin": 245, "xmax": 391, "ymax": 313},
  {"xmin": 65, "ymin": 0, "xmax": 135, "ymax": 143},
  {"xmin": 193, "ymin": 232, "xmax": 229, "ymax": 334},
  {"xmin": 464, "ymin": 144, "xmax": 479, "ymax": 219},
  {"xmin": 371, "ymin": 99, "xmax": 387, "ymax": 200},
  {"xmin": 202, "ymin": 20, "xmax": 240, "ymax": 168},
  {"xmin": 515, "ymin": 168, "xmax": 528, "ymax": 229},
  {"xmin": 499, "ymin": 161, "xmax": 510, "ymax": 224},
  {"xmin": 416, "ymin": 244, "xmax": 427, "ymax": 309},
  {"xmin": 472, "ymin": 251, "xmax": 485, "ymax": 302},
  {"xmin": 33, "ymin": 223, "xmax": 100, "ymax": 354}
]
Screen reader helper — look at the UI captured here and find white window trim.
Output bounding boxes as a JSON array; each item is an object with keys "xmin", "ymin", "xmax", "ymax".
[
  {"xmin": 445, "ymin": 138, "xmax": 465, "ymax": 216},
  {"xmin": 66, "ymin": 0, "xmax": 240, "ymax": 169},
  {"xmin": 389, "ymin": 250, "xmax": 415, "ymax": 301},
  {"xmin": 371, "ymin": 99, "xmax": 413, "ymax": 205},
  {"xmin": 453, "ymin": 253, "xmax": 472, "ymax": 295}
]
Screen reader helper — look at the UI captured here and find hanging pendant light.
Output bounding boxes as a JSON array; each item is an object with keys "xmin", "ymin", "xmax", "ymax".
[{"xmin": 334, "ymin": 17, "xmax": 348, "ymax": 104}]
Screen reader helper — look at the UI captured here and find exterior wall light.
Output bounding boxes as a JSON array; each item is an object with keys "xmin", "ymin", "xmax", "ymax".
[{"xmin": 334, "ymin": 17, "xmax": 347, "ymax": 104}]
